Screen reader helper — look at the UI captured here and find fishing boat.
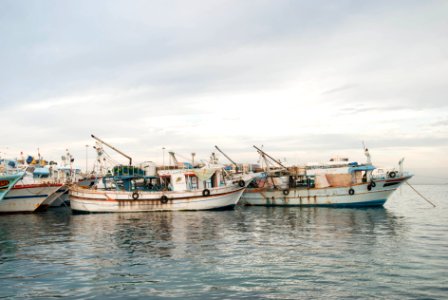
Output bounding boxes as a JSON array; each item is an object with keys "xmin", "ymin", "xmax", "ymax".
[
  {"xmin": 1, "ymin": 182, "xmax": 64, "ymax": 212},
  {"xmin": 240, "ymin": 146, "xmax": 413, "ymax": 207},
  {"xmin": 70, "ymin": 167, "xmax": 252, "ymax": 213},
  {"xmin": 0, "ymin": 162, "xmax": 64, "ymax": 212},
  {"xmin": 69, "ymin": 135, "xmax": 254, "ymax": 213}
]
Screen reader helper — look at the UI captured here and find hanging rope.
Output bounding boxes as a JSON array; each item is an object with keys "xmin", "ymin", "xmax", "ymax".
[{"xmin": 406, "ymin": 182, "xmax": 436, "ymax": 207}]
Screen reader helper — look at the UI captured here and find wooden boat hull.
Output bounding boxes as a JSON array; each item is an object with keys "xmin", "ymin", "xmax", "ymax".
[
  {"xmin": 49, "ymin": 185, "xmax": 70, "ymax": 207},
  {"xmin": 241, "ymin": 176, "xmax": 411, "ymax": 207},
  {"xmin": 0, "ymin": 183, "xmax": 63, "ymax": 212},
  {"xmin": 70, "ymin": 185, "xmax": 246, "ymax": 213},
  {"xmin": 41, "ymin": 184, "xmax": 66, "ymax": 207}
]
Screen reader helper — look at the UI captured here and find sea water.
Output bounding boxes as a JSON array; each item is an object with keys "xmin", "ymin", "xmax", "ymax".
[{"xmin": 0, "ymin": 185, "xmax": 447, "ymax": 299}]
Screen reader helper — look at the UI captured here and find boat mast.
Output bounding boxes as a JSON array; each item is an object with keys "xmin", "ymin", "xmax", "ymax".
[
  {"xmin": 253, "ymin": 145, "xmax": 287, "ymax": 169},
  {"xmin": 91, "ymin": 134, "xmax": 133, "ymax": 166},
  {"xmin": 214, "ymin": 145, "xmax": 239, "ymax": 172},
  {"xmin": 168, "ymin": 151, "xmax": 178, "ymax": 167}
]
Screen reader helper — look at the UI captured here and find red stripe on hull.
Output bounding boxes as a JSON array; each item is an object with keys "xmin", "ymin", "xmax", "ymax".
[{"xmin": 13, "ymin": 183, "xmax": 63, "ymax": 190}]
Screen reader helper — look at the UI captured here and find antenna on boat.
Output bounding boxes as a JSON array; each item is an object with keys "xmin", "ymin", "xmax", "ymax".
[
  {"xmin": 214, "ymin": 145, "xmax": 239, "ymax": 172},
  {"xmin": 362, "ymin": 141, "xmax": 372, "ymax": 165},
  {"xmin": 91, "ymin": 134, "xmax": 133, "ymax": 166}
]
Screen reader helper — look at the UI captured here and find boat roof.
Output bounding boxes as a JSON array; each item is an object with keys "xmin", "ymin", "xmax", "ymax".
[{"xmin": 348, "ymin": 165, "xmax": 376, "ymax": 172}]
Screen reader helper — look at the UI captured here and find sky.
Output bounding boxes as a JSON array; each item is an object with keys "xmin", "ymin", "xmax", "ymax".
[{"xmin": 1, "ymin": 0, "xmax": 447, "ymax": 183}]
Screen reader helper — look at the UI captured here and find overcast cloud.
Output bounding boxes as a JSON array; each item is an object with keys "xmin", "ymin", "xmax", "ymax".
[{"xmin": 1, "ymin": 0, "xmax": 447, "ymax": 183}]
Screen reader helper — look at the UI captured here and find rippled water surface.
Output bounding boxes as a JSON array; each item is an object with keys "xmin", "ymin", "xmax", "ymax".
[{"xmin": 1, "ymin": 185, "xmax": 447, "ymax": 299}]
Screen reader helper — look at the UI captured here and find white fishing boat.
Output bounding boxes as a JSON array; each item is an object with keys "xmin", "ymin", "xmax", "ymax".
[
  {"xmin": 0, "ymin": 161, "xmax": 64, "ymax": 212},
  {"xmin": 69, "ymin": 135, "xmax": 254, "ymax": 213},
  {"xmin": 0, "ymin": 182, "xmax": 63, "ymax": 212},
  {"xmin": 240, "ymin": 146, "xmax": 413, "ymax": 207},
  {"xmin": 70, "ymin": 165, "xmax": 253, "ymax": 213}
]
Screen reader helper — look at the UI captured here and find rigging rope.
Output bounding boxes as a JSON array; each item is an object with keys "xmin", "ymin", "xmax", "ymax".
[{"xmin": 406, "ymin": 182, "xmax": 436, "ymax": 207}]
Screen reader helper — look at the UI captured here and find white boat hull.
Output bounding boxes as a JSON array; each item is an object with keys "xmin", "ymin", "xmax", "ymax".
[
  {"xmin": 0, "ymin": 184, "xmax": 63, "ymax": 212},
  {"xmin": 49, "ymin": 185, "xmax": 70, "ymax": 207},
  {"xmin": 241, "ymin": 177, "xmax": 411, "ymax": 207},
  {"xmin": 41, "ymin": 185, "xmax": 65, "ymax": 207},
  {"xmin": 70, "ymin": 185, "xmax": 246, "ymax": 213}
]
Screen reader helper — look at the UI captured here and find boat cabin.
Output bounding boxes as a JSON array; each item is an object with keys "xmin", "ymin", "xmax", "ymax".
[
  {"xmin": 102, "ymin": 165, "xmax": 228, "ymax": 192},
  {"xmin": 157, "ymin": 167, "xmax": 227, "ymax": 192}
]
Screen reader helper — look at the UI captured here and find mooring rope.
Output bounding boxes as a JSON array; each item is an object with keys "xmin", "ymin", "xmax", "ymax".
[{"xmin": 406, "ymin": 182, "xmax": 436, "ymax": 207}]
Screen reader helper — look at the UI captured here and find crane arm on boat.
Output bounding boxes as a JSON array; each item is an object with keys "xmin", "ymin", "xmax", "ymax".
[{"xmin": 91, "ymin": 134, "xmax": 133, "ymax": 166}]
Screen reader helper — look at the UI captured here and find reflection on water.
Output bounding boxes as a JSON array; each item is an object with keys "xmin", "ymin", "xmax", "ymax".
[
  {"xmin": 65, "ymin": 207, "xmax": 403, "ymax": 260},
  {"xmin": 0, "ymin": 185, "xmax": 447, "ymax": 299}
]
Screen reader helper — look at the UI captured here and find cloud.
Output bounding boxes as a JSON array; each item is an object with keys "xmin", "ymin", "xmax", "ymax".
[
  {"xmin": 321, "ymin": 84, "xmax": 359, "ymax": 95},
  {"xmin": 430, "ymin": 118, "xmax": 448, "ymax": 127}
]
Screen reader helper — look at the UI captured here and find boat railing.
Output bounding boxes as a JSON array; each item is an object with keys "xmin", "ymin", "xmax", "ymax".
[{"xmin": 112, "ymin": 165, "xmax": 145, "ymax": 177}]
